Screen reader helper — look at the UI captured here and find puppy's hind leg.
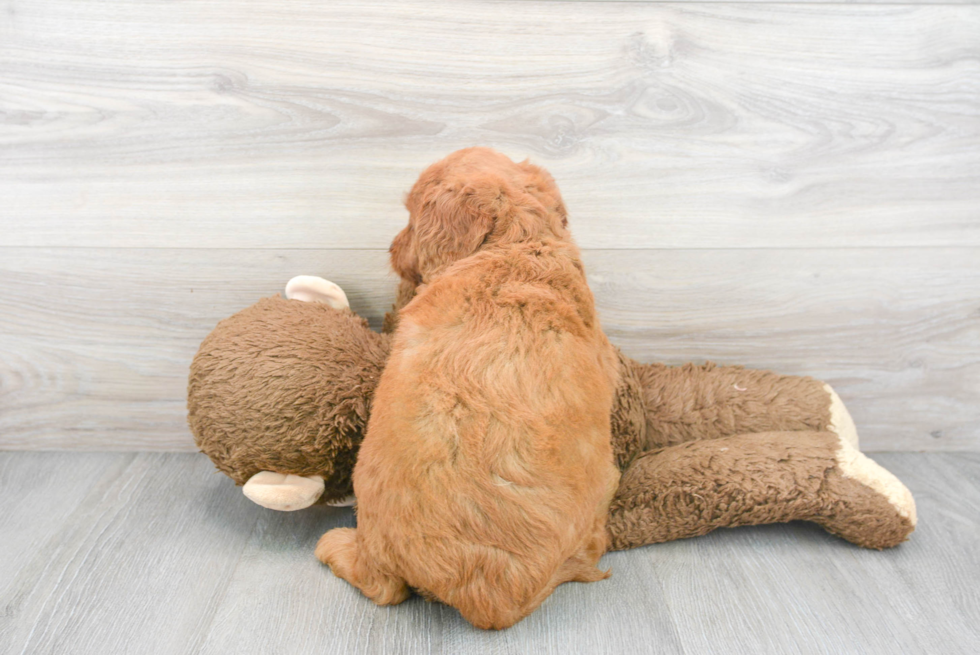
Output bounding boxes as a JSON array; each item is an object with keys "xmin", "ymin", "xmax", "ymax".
[{"xmin": 316, "ymin": 528, "xmax": 410, "ymax": 605}]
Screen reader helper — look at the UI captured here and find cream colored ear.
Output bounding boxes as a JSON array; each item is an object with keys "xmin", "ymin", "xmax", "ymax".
[
  {"xmin": 285, "ymin": 276, "xmax": 350, "ymax": 309},
  {"xmin": 824, "ymin": 384, "xmax": 859, "ymax": 449},
  {"xmin": 243, "ymin": 471, "xmax": 325, "ymax": 511}
]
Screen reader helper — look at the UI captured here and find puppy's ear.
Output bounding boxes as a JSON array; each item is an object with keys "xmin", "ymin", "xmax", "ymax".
[
  {"xmin": 520, "ymin": 160, "xmax": 568, "ymax": 229},
  {"xmin": 389, "ymin": 225, "xmax": 421, "ymax": 285},
  {"xmin": 412, "ymin": 172, "xmax": 505, "ymax": 275}
]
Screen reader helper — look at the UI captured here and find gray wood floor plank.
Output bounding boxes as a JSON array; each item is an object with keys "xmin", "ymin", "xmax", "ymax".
[
  {"xmin": 857, "ymin": 453, "xmax": 980, "ymax": 647},
  {"xmin": 0, "ymin": 453, "xmax": 260, "ymax": 655},
  {"xmin": 2, "ymin": 452, "xmax": 977, "ymax": 654},
  {"xmin": 196, "ymin": 504, "xmax": 684, "ymax": 655},
  {"xmin": 0, "ymin": 452, "xmax": 133, "ymax": 651},
  {"xmin": 653, "ymin": 527, "xmax": 922, "ymax": 654},
  {"xmin": 2, "ymin": 3, "xmax": 978, "ymax": 249},
  {"xmin": 649, "ymin": 453, "xmax": 980, "ymax": 655},
  {"xmin": 194, "ymin": 506, "xmax": 445, "ymax": 655},
  {"xmin": 2, "ymin": 247, "xmax": 977, "ymax": 451}
]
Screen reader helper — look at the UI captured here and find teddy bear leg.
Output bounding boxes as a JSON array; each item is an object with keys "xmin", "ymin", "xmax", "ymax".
[
  {"xmin": 242, "ymin": 471, "xmax": 326, "ymax": 511},
  {"xmin": 605, "ymin": 431, "xmax": 915, "ymax": 551},
  {"xmin": 316, "ymin": 528, "xmax": 410, "ymax": 606},
  {"xmin": 284, "ymin": 275, "xmax": 350, "ymax": 309},
  {"xmin": 632, "ymin": 361, "xmax": 858, "ymax": 449}
]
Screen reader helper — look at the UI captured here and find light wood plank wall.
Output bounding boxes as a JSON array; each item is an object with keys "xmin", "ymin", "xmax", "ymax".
[{"xmin": 1, "ymin": 1, "xmax": 978, "ymax": 451}]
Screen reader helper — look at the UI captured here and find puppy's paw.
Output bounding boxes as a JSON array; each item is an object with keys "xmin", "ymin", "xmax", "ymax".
[
  {"xmin": 316, "ymin": 528, "xmax": 410, "ymax": 605},
  {"xmin": 316, "ymin": 527, "xmax": 357, "ymax": 568}
]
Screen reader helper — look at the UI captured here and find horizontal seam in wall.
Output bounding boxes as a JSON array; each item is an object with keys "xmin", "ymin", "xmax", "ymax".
[
  {"xmin": 530, "ymin": 1, "xmax": 976, "ymax": 6},
  {"xmin": 3, "ymin": 245, "xmax": 980, "ymax": 253}
]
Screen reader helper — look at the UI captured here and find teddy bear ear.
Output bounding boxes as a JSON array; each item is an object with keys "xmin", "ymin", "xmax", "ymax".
[{"xmin": 284, "ymin": 276, "xmax": 350, "ymax": 309}]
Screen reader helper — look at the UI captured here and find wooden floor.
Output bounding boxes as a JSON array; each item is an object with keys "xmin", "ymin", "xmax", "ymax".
[{"xmin": 1, "ymin": 451, "xmax": 977, "ymax": 655}]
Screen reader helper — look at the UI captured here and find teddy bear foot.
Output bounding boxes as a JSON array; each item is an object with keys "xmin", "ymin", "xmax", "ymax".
[
  {"xmin": 815, "ymin": 435, "xmax": 917, "ymax": 549},
  {"xmin": 243, "ymin": 471, "xmax": 326, "ymax": 511},
  {"xmin": 285, "ymin": 275, "xmax": 350, "ymax": 309},
  {"xmin": 824, "ymin": 383, "xmax": 859, "ymax": 449}
]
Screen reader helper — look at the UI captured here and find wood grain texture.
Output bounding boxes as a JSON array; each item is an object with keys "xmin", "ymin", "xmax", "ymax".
[
  {"xmin": 0, "ymin": 452, "xmax": 262, "ymax": 655},
  {"xmin": 592, "ymin": 248, "xmax": 980, "ymax": 451},
  {"xmin": 642, "ymin": 452, "xmax": 980, "ymax": 655},
  {"xmin": 1, "ymin": 246, "xmax": 977, "ymax": 451},
  {"xmin": 0, "ymin": 451, "xmax": 135, "ymax": 645},
  {"xmin": 0, "ymin": 248, "xmax": 399, "ymax": 450},
  {"xmin": 0, "ymin": 452, "xmax": 977, "ymax": 654},
  {"xmin": 1, "ymin": 2, "xmax": 978, "ymax": 249}
]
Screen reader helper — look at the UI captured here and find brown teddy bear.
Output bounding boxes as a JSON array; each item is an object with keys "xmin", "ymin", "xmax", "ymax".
[{"xmin": 188, "ymin": 275, "xmax": 916, "ymax": 551}]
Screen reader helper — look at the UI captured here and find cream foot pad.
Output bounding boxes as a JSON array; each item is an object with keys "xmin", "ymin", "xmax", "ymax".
[
  {"xmin": 243, "ymin": 471, "xmax": 326, "ymax": 511},
  {"xmin": 824, "ymin": 383, "xmax": 859, "ymax": 449},
  {"xmin": 835, "ymin": 436, "xmax": 917, "ymax": 526}
]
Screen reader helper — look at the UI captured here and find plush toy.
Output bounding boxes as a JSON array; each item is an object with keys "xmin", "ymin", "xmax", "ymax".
[{"xmin": 188, "ymin": 276, "xmax": 916, "ymax": 550}]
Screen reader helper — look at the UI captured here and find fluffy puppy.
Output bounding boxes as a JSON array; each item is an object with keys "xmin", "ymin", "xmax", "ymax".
[{"xmin": 316, "ymin": 148, "xmax": 621, "ymax": 630}]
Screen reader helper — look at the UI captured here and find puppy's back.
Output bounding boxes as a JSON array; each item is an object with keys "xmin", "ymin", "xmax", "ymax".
[{"xmin": 353, "ymin": 241, "xmax": 620, "ymax": 629}]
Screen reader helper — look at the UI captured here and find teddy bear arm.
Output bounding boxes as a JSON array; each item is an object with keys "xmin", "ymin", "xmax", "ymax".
[
  {"xmin": 605, "ymin": 430, "xmax": 915, "ymax": 551},
  {"xmin": 632, "ymin": 361, "xmax": 858, "ymax": 450}
]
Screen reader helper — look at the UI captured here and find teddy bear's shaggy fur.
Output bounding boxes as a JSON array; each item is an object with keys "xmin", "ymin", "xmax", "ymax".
[
  {"xmin": 191, "ymin": 298, "xmax": 916, "ymax": 551},
  {"xmin": 188, "ymin": 298, "xmax": 389, "ymax": 501}
]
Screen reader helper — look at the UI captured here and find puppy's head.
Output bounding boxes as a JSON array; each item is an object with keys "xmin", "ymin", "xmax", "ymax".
[{"xmin": 391, "ymin": 148, "xmax": 569, "ymax": 285}]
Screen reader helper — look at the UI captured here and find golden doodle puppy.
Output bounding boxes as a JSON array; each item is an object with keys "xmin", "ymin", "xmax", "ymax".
[{"xmin": 316, "ymin": 148, "xmax": 621, "ymax": 630}]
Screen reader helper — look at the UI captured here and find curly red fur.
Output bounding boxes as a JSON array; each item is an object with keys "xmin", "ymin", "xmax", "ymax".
[{"xmin": 317, "ymin": 148, "xmax": 620, "ymax": 629}]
